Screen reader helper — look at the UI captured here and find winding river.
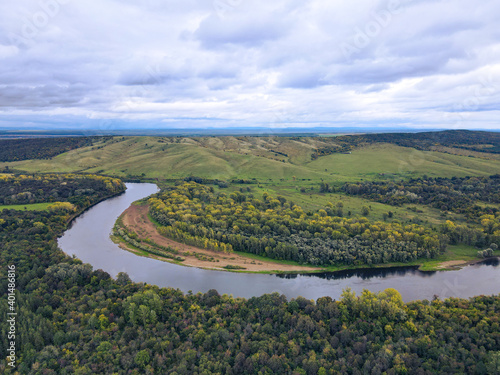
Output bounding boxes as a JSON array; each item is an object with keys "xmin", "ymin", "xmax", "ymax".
[{"xmin": 58, "ymin": 183, "xmax": 500, "ymax": 302}]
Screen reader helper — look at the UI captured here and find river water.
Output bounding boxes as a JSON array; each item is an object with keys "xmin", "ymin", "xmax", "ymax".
[{"xmin": 58, "ymin": 183, "xmax": 500, "ymax": 302}]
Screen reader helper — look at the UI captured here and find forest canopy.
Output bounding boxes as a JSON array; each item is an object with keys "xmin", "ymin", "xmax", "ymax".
[
  {"xmin": 0, "ymin": 137, "xmax": 109, "ymax": 162},
  {"xmin": 0, "ymin": 174, "xmax": 499, "ymax": 373},
  {"xmin": 342, "ymin": 175, "xmax": 500, "ymax": 248},
  {"xmin": 149, "ymin": 182, "xmax": 447, "ymax": 266},
  {"xmin": 311, "ymin": 130, "xmax": 500, "ymax": 159},
  {"xmin": 0, "ymin": 173, "xmax": 125, "ymax": 208}
]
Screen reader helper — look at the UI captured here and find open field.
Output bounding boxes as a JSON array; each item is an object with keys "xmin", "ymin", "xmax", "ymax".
[
  {"xmin": 306, "ymin": 143, "xmax": 500, "ymax": 180},
  {"xmin": 245, "ymin": 184, "xmax": 467, "ymax": 225},
  {"xmin": 413, "ymin": 245, "xmax": 494, "ymax": 271},
  {"xmin": 0, "ymin": 202, "xmax": 52, "ymax": 211}
]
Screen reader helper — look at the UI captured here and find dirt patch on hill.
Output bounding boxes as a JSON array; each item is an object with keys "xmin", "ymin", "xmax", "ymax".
[{"xmin": 120, "ymin": 204, "xmax": 317, "ymax": 273}]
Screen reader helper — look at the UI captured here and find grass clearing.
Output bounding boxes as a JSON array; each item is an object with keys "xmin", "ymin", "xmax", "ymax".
[
  {"xmin": 416, "ymin": 245, "xmax": 489, "ymax": 271},
  {"xmin": 0, "ymin": 202, "xmax": 52, "ymax": 211},
  {"xmin": 307, "ymin": 143, "xmax": 500, "ymax": 180},
  {"xmin": 255, "ymin": 184, "xmax": 466, "ymax": 225}
]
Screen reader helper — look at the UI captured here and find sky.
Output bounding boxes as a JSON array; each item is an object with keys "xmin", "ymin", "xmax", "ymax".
[{"xmin": 1, "ymin": 0, "xmax": 500, "ymax": 132}]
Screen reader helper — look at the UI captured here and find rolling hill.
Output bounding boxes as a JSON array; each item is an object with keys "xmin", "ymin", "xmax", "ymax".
[{"xmin": 2, "ymin": 132, "xmax": 499, "ymax": 183}]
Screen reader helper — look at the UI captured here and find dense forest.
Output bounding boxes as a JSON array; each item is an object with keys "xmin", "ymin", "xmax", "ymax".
[
  {"xmin": 1, "ymin": 174, "xmax": 500, "ymax": 374},
  {"xmin": 149, "ymin": 182, "xmax": 447, "ymax": 266},
  {"xmin": 342, "ymin": 176, "xmax": 500, "ymax": 248},
  {"xmin": 342, "ymin": 175, "xmax": 500, "ymax": 212},
  {"xmin": 311, "ymin": 130, "xmax": 500, "ymax": 159},
  {"xmin": 0, "ymin": 137, "xmax": 108, "ymax": 162},
  {"xmin": 0, "ymin": 173, "xmax": 125, "ymax": 208}
]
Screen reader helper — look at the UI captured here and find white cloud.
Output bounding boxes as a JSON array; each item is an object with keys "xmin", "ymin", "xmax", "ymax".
[{"xmin": 0, "ymin": 0, "xmax": 499, "ymax": 130}]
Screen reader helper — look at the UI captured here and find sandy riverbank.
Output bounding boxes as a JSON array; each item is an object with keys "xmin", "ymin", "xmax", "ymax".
[{"xmin": 118, "ymin": 204, "xmax": 317, "ymax": 273}]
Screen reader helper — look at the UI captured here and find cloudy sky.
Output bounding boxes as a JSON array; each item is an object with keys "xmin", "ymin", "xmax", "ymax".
[{"xmin": 1, "ymin": 0, "xmax": 500, "ymax": 131}]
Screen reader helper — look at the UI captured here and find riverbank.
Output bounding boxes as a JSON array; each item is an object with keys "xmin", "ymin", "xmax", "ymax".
[
  {"xmin": 58, "ymin": 182, "xmax": 500, "ymax": 301},
  {"xmin": 66, "ymin": 189, "xmax": 126, "ymax": 226},
  {"xmin": 113, "ymin": 202, "xmax": 497, "ymax": 274},
  {"xmin": 114, "ymin": 203, "xmax": 317, "ymax": 273}
]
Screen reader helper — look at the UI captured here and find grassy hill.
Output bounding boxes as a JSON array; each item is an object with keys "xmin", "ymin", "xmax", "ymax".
[
  {"xmin": 1, "ymin": 137, "xmax": 326, "ymax": 181},
  {"xmin": 3, "ymin": 135, "xmax": 499, "ymax": 184},
  {"xmin": 307, "ymin": 143, "xmax": 500, "ymax": 180}
]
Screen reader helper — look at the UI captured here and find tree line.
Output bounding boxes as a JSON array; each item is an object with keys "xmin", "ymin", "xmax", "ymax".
[
  {"xmin": 149, "ymin": 182, "xmax": 447, "ymax": 266},
  {"xmin": 311, "ymin": 130, "xmax": 500, "ymax": 159},
  {"xmin": 0, "ymin": 173, "xmax": 125, "ymax": 208},
  {"xmin": 342, "ymin": 175, "xmax": 500, "ymax": 248},
  {"xmin": 0, "ymin": 137, "xmax": 111, "ymax": 162}
]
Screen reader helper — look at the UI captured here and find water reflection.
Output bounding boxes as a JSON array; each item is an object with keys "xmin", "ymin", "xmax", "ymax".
[
  {"xmin": 276, "ymin": 266, "xmax": 423, "ymax": 281},
  {"xmin": 276, "ymin": 259, "xmax": 500, "ymax": 281},
  {"xmin": 59, "ymin": 183, "xmax": 500, "ymax": 302},
  {"xmin": 477, "ymin": 258, "xmax": 500, "ymax": 267}
]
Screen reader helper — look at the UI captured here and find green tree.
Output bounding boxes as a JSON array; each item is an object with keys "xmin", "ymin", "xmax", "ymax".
[{"xmin": 135, "ymin": 350, "xmax": 151, "ymax": 369}]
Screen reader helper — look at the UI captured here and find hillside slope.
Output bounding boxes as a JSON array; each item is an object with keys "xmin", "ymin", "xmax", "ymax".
[{"xmin": 3, "ymin": 135, "xmax": 500, "ymax": 182}]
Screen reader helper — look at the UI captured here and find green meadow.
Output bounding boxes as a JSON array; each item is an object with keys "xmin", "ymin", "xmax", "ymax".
[
  {"xmin": 3, "ymin": 136, "xmax": 500, "ymax": 183},
  {"xmin": 0, "ymin": 202, "xmax": 52, "ymax": 211},
  {"xmin": 306, "ymin": 143, "xmax": 500, "ymax": 180}
]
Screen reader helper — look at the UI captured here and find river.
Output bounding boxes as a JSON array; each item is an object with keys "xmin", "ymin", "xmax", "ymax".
[{"xmin": 58, "ymin": 183, "xmax": 500, "ymax": 302}]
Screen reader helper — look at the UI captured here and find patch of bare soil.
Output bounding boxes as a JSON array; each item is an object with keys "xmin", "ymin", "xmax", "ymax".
[
  {"xmin": 436, "ymin": 260, "xmax": 468, "ymax": 269},
  {"xmin": 120, "ymin": 204, "xmax": 317, "ymax": 273}
]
